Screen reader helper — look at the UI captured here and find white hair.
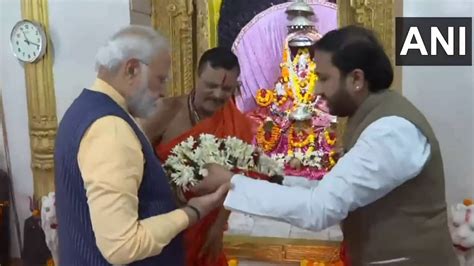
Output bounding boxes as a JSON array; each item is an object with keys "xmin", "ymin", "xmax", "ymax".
[{"xmin": 95, "ymin": 25, "xmax": 169, "ymax": 73}]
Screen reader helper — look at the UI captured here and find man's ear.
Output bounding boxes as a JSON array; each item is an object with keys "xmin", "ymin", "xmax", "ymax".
[
  {"xmin": 124, "ymin": 58, "xmax": 141, "ymax": 78},
  {"xmin": 128, "ymin": 66, "xmax": 135, "ymax": 76},
  {"xmin": 351, "ymin": 68, "xmax": 365, "ymax": 92}
]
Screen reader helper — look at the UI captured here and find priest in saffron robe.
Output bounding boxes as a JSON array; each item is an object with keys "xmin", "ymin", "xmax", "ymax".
[{"xmin": 142, "ymin": 47, "xmax": 251, "ymax": 266}]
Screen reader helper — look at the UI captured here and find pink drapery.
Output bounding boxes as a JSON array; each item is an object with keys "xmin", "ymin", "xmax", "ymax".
[{"xmin": 232, "ymin": 0, "xmax": 338, "ymax": 113}]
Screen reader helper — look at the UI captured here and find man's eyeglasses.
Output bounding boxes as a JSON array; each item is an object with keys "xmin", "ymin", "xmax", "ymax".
[{"xmin": 137, "ymin": 59, "xmax": 169, "ymax": 85}]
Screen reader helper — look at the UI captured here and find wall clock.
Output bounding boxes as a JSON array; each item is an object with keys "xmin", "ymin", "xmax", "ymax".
[{"xmin": 10, "ymin": 19, "xmax": 47, "ymax": 63}]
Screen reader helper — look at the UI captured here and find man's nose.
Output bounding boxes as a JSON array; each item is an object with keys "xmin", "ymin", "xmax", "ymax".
[
  {"xmin": 213, "ymin": 89, "xmax": 228, "ymax": 100},
  {"xmin": 150, "ymin": 87, "xmax": 165, "ymax": 99},
  {"xmin": 157, "ymin": 84, "xmax": 168, "ymax": 97}
]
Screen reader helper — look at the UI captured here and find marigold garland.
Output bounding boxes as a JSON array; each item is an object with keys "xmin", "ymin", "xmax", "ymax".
[
  {"xmin": 282, "ymin": 48, "xmax": 289, "ymax": 62},
  {"xmin": 256, "ymin": 124, "xmax": 281, "ymax": 152},
  {"xmin": 256, "ymin": 89, "xmax": 274, "ymax": 107},
  {"xmin": 292, "ymin": 72, "xmax": 317, "ymax": 104},
  {"xmin": 275, "ymin": 95, "xmax": 288, "ymax": 106},
  {"xmin": 288, "ymin": 125, "xmax": 316, "ymax": 149},
  {"xmin": 286, "ymin": 84, "xmax": 293, "ymax": 98},
  {"xmin": 282, "ymin": 68, "xmax": 289, "ymax": 82},
  {"xmin": 328, "ymin": 150, "xmax": 337, "ymax": 169},
  {"xmin": 324, "ymin": 130, "xmax": 337, "ymax": 146}
]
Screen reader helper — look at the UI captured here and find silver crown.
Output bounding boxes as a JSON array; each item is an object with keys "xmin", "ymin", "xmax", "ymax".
[
  {"xmin": 286, "ymin": 0, "xmax": 315, "ymax": 32},
  {"xmin": 286, "ymin": 0, "xmax": 314, "ymax": 16}
]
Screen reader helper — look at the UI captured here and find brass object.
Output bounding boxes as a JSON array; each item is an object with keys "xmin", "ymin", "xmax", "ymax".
[
  {"xmin": 224, "ymin": 235, "xmax": 341, "ymax": 263},
  {"xmin": 21, "ymin": 0, "xmax": 57, "ymax": 201}
]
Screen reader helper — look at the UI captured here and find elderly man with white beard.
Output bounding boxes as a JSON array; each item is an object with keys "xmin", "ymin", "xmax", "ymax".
[{"xmin": 54, "ymin": 25, "xmax": 228, "ymax": 266}]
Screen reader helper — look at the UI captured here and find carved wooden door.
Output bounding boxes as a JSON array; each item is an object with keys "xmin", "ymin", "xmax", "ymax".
[
  {"xmin": 152, "ymin": 0, "xmax": 219, "ymax": 97},
  {"xmin": 152, "ymin": 0, "xmax": 195, "ymax": 96}
]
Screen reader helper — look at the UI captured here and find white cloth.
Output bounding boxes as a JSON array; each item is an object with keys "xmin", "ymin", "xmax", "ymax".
[
  {"xmin": 282, "ymin": 175, "xmax": 320, "ymax": 188},
  {"xmin": 224, "ymin": 116, "xmax": 431, "ymax": 231}
]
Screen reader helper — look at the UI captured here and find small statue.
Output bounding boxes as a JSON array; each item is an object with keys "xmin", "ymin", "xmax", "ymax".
[
  {"xmin": 450, "ymin": 199, "xmax": 474, "ymax": 266},
  {"xmin": 297, "ymin": 52, "xmax": 309, "ymax": 71},
  {"xmin": 41, "ymin": 192, "xmax": 59, "ymax": 266}
]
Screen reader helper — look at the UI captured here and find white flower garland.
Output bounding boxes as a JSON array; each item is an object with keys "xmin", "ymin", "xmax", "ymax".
[
  {"xmin": 163, "ymin": 134, "xmax": 284, "ymax": 190},
  {"xmin": 271, "ymin": 150, "xmax": 323, "ymax": 169}
]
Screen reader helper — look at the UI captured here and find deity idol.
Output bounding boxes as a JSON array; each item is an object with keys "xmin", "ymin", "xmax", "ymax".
[{"xmin": 247, "ymin": 0, "xmax": 339, "ymax": 180}]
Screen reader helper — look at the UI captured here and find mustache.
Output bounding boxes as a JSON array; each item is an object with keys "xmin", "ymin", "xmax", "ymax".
[
  {"xmin": 208, "ymin": 97, "xmax": 227, "ymax": 103},
  {"xmin": 208, "ymin": 98, "xmax": 226, "ymax": 105}
]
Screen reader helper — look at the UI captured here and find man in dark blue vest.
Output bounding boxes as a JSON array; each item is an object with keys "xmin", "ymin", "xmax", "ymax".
[{"xmin": 54, "ymin": 25, "xmax": 228, "ymax": 266}]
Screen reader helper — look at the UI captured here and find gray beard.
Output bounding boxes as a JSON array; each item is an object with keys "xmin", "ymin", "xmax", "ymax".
[{"xmin": 127, "ymin": 88, "xmax": 156, "ymax": 118}]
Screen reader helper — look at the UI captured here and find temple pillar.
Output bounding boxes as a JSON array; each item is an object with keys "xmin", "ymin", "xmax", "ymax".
[{"xmin": 21, "ymin": 0, "xmax": 57, "ymax": 202}]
